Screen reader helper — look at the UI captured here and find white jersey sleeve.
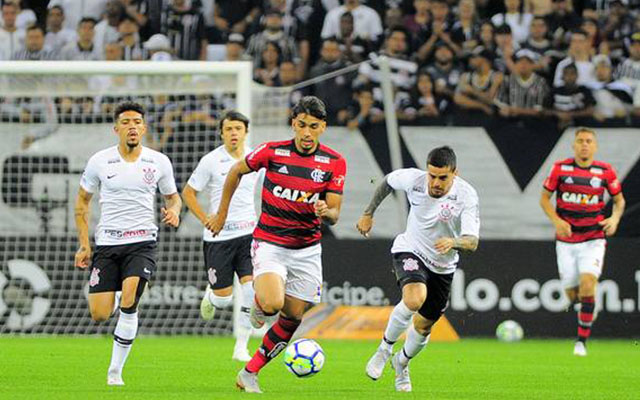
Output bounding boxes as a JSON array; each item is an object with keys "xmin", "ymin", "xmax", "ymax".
[
  {"xmin": 79, "ymin": 154, "xmax": 100, "ymax": 193},
  {"xmin": 460, "ymin": 188, "xmax": 480, "ymax": 238},
  {"xmin": 157, "ymin": 154, "xmax": 178, "ymax": 195},
  {"xmin": 386, "ymin": 168, "xmax": 422, "ymax": 192},
  {"xmin": 186, "ymin": 155, "xmax": 211, "ymax": 192}
]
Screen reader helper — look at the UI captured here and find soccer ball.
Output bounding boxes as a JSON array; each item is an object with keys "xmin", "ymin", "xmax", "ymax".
[
  {"xmin": 496, "ymin": 320, "xmax": 524, "ymax": 342},
  {"xmin": 283, "ymin": 339, "xmax": 325, "ymax": 378}
]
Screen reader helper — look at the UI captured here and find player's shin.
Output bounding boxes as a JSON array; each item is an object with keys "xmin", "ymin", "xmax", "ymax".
[
  {"xmin": 245, "ymin": 316, "xmax": 301, "ymax": 374},
  {"xmin": 577, "ymin": 296, "xmax": 595, "ymax": 343},
  {"xmin": 234, "ymin": 281, "xmax": 255, "ymax": 357},
  {"xmin": 398, "ymin": 324, "xmax": 430, "ymax": 366},
  {"xmin": 381, "ymin": 301, "xmax": 416, "ymax": 351},
  {"xmin": 108, "ymin": 308, "xmax": 138, "ymax": 380}
]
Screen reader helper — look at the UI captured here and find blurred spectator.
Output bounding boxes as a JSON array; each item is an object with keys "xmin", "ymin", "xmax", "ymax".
[
  {"xmin": 497, "ymin": 49, "xmax": 549, "ymax": 119},
  {"xmin": 415, "ymin": 0, "xmax": 459, "ymax": 63},
  {"xmin": 494, "ymin": 24, "xmax": 518, "ymax": 74},
  {"xmin": 522, "ymin": 17, "xmax": 558, "ymax": 76},
  {"xmin": 581, "ymin": 18, "xmax": 602, "ymax": 54},
  {"xmin": 404, "ymin": 0, "xmax": 430, "ymax": 37},
  {"xmin": 384, "ymin": 7, "xmax": 404, "ymax": 31},
  {"xmin": 95, "ymin": 0, "xmax": 125, "ymax": 57},
  {"xmin": 544, "ymin": 62, "xmax": 595, "ymax": 129},
  {"xmin": 454, "ymin": 47, "xmax": 503, "ymax": 120},
  {"xmin": 161, "ymin": 0, "xmax": 208, "ymax": 60},
  {"xmin": 44, "ymin": 6, "xmax": 77, "ymax": 53},
  {"xmin": 12, "ymin": 25, "xmax": 58, "ymax": 60},
  {"xmin": 309, "ymin": 37, "xmax": 354, "ymax": 124},
  {"xmin": 399, "ymin": 71, "xmax": 440, "ymax": 124},
  {"xmin": 545, "ymin": 0, "xmax": 580, "ymax": 50},
  {"xmin": 254, "ymin": 41, "xmax": 282, "ymax": 86},
  {"xmin": 491, "ymin": 0, "xmax": 533, "ymax": 44},
  {"xmin": 2, "ymin": 0, "xmax": 35, "ymax": 30},
  {"xmin": 425, "ymin": 42, "xmax": 462, "ymax": 115},
  {"xmin": 245, "ymin": 9, "xmax": 300, "ymax": 71},
  {"xmin": 451, "ymin": 0, "xmax": 480, "ymax": 54},
  {"xmin": 225, "ymin": 33, "xmax": 251, "ymax": 61},
  {"xmin": 524, "ymin": 0, "xmax": 552, "ymax": 16},
  {"xmin": 59, "ymin": 17, "xmax": 101, "ymax": 61},
  {"xmin": 118, "ymin": 15, "xmax": 146, "ymax": 60},
  {"xmin": 602, "ymin": 0, "xmax": 635, "ymax": 58},
  {"xmin": 616, "ymin": 32, "xmax": 640, "ymax": 116},
  {"xmin": 120, "ymin": 0, "xmax": 151, "ymax": 38},
  {"xmin": 346, "ymin": 84, "xmax": 384, "ymax": 130},
  {"xmin": 212, "ymin": 0, "xmax": 260, "ymax": 42},
  {"xmin": 587, "ymin": 54, "xmax": 634, "ymax": 124},
  {"xmin": 48, "ymin": 0, "xmax": 108, "ymax": 31},
  {"xmin": 336, "ymin": 11, "xmax": 371, "ymax": 63},
  {"xmin": 104, "ymin": 41, "xmax": 124, "ymax": 61},
  {"xmin": 321, "ymin": 0, "xmax": 383, "ymax": 43},
  {"xmin": 477, "ymin": 20, "xmax": 496, "ymax": 52},
  {"xmin": 277, "ymin": 61, "xmax": 299, "ymax": 86},
  {"xmin": 143, "ymin": 33, "xmax": 174, "ymax": 61},
  {"xmin": 553, "ymin": 29, "xmax": 597, "ymax": 87},
  {"xmin": 0, "ymin": 1, "xmax": 24, "ymax": 60}
]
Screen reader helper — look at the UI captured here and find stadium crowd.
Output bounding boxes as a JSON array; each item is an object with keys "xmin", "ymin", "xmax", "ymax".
[{"xmin": 1, "ymin": 0, "xmax": 640, "ymax": 128}]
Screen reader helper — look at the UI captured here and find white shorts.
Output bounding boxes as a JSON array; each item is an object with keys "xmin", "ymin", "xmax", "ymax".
[
  {"xmin": 251, "ymin": 240, "xmax": 323, "ymax": 303},
  {"xmin": 556, "ymin": 239, "xmax": 606, "ymax": 289}
]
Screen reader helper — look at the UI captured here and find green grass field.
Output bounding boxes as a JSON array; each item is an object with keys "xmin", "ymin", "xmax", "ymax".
[{"xmin": 1, "ymin": 337, "xmax": 638, "ymax": 399}]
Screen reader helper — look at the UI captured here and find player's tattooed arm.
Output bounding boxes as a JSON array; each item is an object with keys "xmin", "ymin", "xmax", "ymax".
[
  {"xmin": 363, "ymin": 176, "xmax": 393, "ymax": 216},
  {"xmin": 74, "ymin": 188, "xmax": 93, "ymax": 268},
  {"xmin": 452, "ymin": 235, "xmax": 479, "ymax": 252}
]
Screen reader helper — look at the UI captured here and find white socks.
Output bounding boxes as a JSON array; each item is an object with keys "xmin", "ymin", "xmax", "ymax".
[
  {"xmin": 236, "ymin": 281, "xmax": 255, "ymax": 351},
  {"xmin": 398, "ymin": 324, "xmax": 430, "ymax": 366},
  {"xmin": 108, "ymin": 311, "xmax": 138, "ymax": 377},
  {"xmin": 207, "ymin": 291, "xmax": 233, "ymax": 308},
  {"xmin": 380, "ymin": 301, "xmax": 415, "ymax": 352}
]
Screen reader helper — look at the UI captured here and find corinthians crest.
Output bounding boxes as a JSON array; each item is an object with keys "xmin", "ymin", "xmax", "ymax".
[
  {"xmin": 142, "ymin": 167, "xmax": 156, "ymax": 184},
  {"xmin": 439, "ymin": 203, "xmax": 455, "ymax": 221}
]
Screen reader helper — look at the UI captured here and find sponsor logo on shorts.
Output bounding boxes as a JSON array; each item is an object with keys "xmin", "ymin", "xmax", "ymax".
[
  {"xmin": 143, "ymin": 168, "xmax": 156, "ymax": 184},
  {"xmin": 402, "ymin": 258, "xmax": 420, "ymax": 272},
  {"xmin": 89, "ymin": 268, "xmax": 100, "ymax": 287},
  {"xmin": 208, "ymin": 268, "xmax": 217, "ymax": 286},
  {"xmin": 310, "ymin": 168, "xmax": 326, "ymax": 183},
  {"xmin": 275, "ymin": 149, "xmax": 291, "ymax": 157},
  {"xmin": 104, "ymin": 229, "xmax": 152, "ymax": 239},
  {"xmin": 143, "ymin": 268, "xmax": 151, "ymax": 274}
]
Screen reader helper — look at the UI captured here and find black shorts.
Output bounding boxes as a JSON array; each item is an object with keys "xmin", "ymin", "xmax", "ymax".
[
  {"xmin": 392, "ymin": 252, "xmax": 454, "ymax": 321},
  {"xmin": 203, "ymin": 235, "xmax": 253, "ymax": 290},
  {"xmin": 89, "ymin": 241, "xmax": 157, "ymax": 293}
]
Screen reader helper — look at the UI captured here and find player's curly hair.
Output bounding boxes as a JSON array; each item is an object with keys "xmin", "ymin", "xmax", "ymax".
[
  {"xmin": 427, "ymin": 146, "xmax": 457, "ymax": 171},
  {"xmin": 114, "ymin": 101, "xmax": 146, "ymax": 121},
  {"xmin": 290, "ymin": 96, "xmax": 327, "ymax": 122}
]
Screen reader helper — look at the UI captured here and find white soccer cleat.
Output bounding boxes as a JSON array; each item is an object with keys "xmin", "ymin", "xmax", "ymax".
[
  {"xmin": 107, "ymin": 375, "xmax": 125, "ymax": 386},
  {"xmin": 232, "ymin": 347, "xmax": 252, "ymax": 362},
  {"xmin": 573, "ymin": 341, "xmax": 587, "ymax": 357},
  {"xmin": 390, "ymin": 353, "xmax": 412, "ymax": 392},
  {"xmin": 200, "ymin": 285, "xmax": 216, "ymax": 321},
  {"xmin": 236, "ymin": 368, "xmax": 262, "ymax": 393},
  {"xmin": 365, "ymin": 347, "xmax": 392, "ymax": 380},
  {"xmin": 249, "ymin": 301, "xmax": 266, "ymax": 329}
]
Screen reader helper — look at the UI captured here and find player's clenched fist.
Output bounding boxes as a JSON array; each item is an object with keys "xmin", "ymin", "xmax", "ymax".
[
  {"xmin": 554, "ymin": 219, "xmax": 572, "ymax": 238},
  {"xmin": 356, "ymin": 214, "xmax": 373, "ymax": 238},
  {"xmin": 207, "ymin": 212, "xmax": 227, "ymax": 236},
  {"xmin": 74, "ymin": 246, "xmax": 92, "ymax": 269},
  {"xmin": 434, "ymin": 237, "xmax": 455, "ymax": 254},
  {"xmin": 314, "ymin": 200, "xmax": 329, "ymax": 218},
  {"xmin": 161, "ymin": 207, "xmax": 180, "ymax": 228}
]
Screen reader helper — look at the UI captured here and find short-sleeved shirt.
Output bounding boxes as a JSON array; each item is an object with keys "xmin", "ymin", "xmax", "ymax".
[
  {"xmin": 187, "ymin": 145, "xmax": 258, "ymax": 242},
  {"xmin": 245, "ymin": 139, "xmax": 347, "ymax": 249},
  {"xmin": 543, "ymin": 158, "xmax": 622, "ymax": 243},
  {"xmin": 80, "ymin": 146, "xmax": 177, "ymax": 246},
  {"xmin": 388, "ymin": 169, "xmax": 480, "ymax": 274}
]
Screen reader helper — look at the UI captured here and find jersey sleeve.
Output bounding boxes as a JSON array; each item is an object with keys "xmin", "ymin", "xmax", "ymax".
[
  {"xmin": 158, "ymin": 155, "xmax": 178, "ymax": 195},
  {"xmin": 327, "ymin": 157, "xmax": 347, "ymax": 194},
  {"xmin": 186, "ymin": 155, "xmax": 211, "ymax": 192},
  {"xmin": 606, "ymin": 166, "xmax": 622, "ymax": 196},
  {"xmin": 79, "ymin": 155, "xmax": 100, "ymax": 194},
  {"xmin": 543, "ymin": 163, "xmax": 560, "ymax": 192},
  {"xmin": 245, "ymin": 142, "xmax": 271, "ymax": 171},
  {"xmin": 386, "ymin": 168, "xmax": 416, "ymax": 192},
  {"xmin": 460, "ymin": 189, "xmax": 480, "ymax": 238}
]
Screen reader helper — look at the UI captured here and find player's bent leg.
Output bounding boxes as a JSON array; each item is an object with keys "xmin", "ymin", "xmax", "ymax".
[
  {"xmin": 251, "ymin": 273, "xmax": 285, "ymax": 328},
  {"xmin": 392, "ymin": 315, "xmax": 435, "ymax": 393},
  {"xmin": 201, "ymin": 285, "xmax": 233, "ymax": 321},
  {"xmin": 575, "ymin": 274, "xmax": 597, "ymax": 355},
  {"xmin": 88, "ymin": 292, "xmax": 116, "ymax": 322},
  {"xmin": 107, "ymin": 276, "xmax": 146, "ymax": 385},
  {"xmin": 233, "ymin": 275, "xmax": 254, "ymax": 362}
]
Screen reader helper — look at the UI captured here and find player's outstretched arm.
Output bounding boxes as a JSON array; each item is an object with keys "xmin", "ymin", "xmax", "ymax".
[
  {"xmin": 161, "ymin": 193, "xmax": 182, "ymax": 228},
  {"xmin": 74, "ymin": 187, "xmax": 93, "ymax": 269},
  {"xmin": 209, "ymin": 160, "xmax": 252, "ymax": 235},
  {"xmin": 540, "ymin": 189, "xmax": 572, "ymax": 238},
  {"xmin": 182, "ymin": 184, "xmax": 207, "ymax": 225},
  {"xmin": 315, "ymin": 193, "xmax": 343, "ymax": 226},
  {"xmin": 356, "ymin": 176, "xmax": 393, "ymax": 237},
  {"xmin": 599, "ymin": 193, "xmax": 625, "ymax": 236}
]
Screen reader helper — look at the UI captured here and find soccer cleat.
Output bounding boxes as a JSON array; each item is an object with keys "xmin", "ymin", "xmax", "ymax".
[
  {"xmin": 107, "ymin": 375, "xmax": 125, "ymax": 386},
  {"xmin": 365, "ymin": 347, "xmax": 392, "ymax": 380},
  {"xmin": 232, "ymin": 347, "xmax": 252, "ymax": 362},
  {"xmin": 200, "ymin": 285, "xmax": 216, "ymax": 321},
  {"xmin": 249, "ymin": 299, "xmax": 266, "ymax": 329},
  {"xmin": 390, "ymin": 352, "xmax": 412, "ymax": 392},
  {"xmin": 573, "ymin": 341, "xmax": 587, "ymax": 357},
  {"xmin": 236, "ymin": 368, "xmax": 262, "ymax": 393}
]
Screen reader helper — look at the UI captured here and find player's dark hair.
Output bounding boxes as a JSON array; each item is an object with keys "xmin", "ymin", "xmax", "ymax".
[
  {"xmin": 290, "ymin": 96, "xmax": 327, "ymax": 121},
  {"xmin": 114, "ymin": 101, "xmax": 145, "ymax": 121},
  {"xmin": 427, "ymin": 146, "xmax": 457, "ymax": 171},
  {"xmin": 49, "ymin": 5, "xmax": 64, "ymax": 14},
  {"xmin": 78, "ymin": 17, "xmax": 97, "ymax": 27},
  {"xmin": 218, "ymin": 110, "xmax": 250, "ymax": 131},
  {"xmin": 574, "ymin": 127, "xmax": 596, "ymax": 137},
  {"xmin": 26, "ymin": 24, "xmax": 45, "ymax": 35}
]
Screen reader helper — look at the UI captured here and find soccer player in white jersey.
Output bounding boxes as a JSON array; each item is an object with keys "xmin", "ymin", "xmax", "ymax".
[
  {"xmin": 357, "ymin": 146, "xmax": 480, "ymax": 392},
  {"xmin": 74, "ymin": 101, "xmax": 181, "ymax": 386},
  {"xmin": 182, "ymin": 110, "xmax": 258, "ymax": 362}
]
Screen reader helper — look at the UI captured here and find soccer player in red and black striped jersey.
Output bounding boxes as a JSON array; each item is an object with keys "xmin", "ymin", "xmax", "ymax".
[
  {"xmin": 210, "ymin": 96, "xmax": 347, "ymax": 393},
  {"xmin": 540, "ymin": 127, "xmax": 625, "ymax": 356}
]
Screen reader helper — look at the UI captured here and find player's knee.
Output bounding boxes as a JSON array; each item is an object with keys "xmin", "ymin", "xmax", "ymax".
[
  {"xmin": 260, "ymin": 297, "xmax": 284, "ymax": 314},
  {"xmin": 90, "ymin": 308, "xmax": 111, "ymax": 322},
  {"xmin": 579, "ymin": 278, "xmax": 597, "ymax": 296},
  {"xmin": 210, "ymin": 293, "xmax": 233, "ymax": 308},
  {"xmin": 403, "ymin": 295, "xmax": 426, "ymax": 312}
]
